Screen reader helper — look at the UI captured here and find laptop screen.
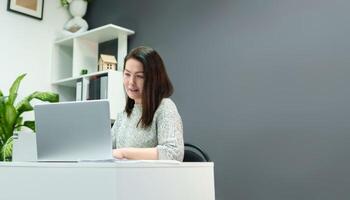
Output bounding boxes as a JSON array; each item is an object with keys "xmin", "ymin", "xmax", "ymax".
[{"xmin": 34, "ymin": 100, "xmax": 113, "ymax": 161}]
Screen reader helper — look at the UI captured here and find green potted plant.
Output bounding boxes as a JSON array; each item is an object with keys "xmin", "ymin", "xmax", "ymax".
[
  {"xmin": 0, "ymin": 74, "xmax": 59, "ymax": 161},
  {"xmin": 60, "ymin": 0, "xmax": 92, "ymax": 7}
]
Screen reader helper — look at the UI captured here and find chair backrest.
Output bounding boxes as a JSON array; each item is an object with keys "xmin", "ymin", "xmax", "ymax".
[{"xmin": 183, "ymin": 143, "xmax": 210, "ymax": 162}]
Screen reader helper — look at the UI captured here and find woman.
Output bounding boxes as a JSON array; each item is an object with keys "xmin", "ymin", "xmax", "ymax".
[{"xmin": 111, "ymin": 46, "xmax": 184, "ymax": 161}]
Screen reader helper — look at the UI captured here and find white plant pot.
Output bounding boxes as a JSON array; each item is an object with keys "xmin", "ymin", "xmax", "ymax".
[
  {"xmin": 69, "ymin": 0, "xmax": 87, "ymax": 17},
  {"xmin": 61, "ymin": 0, "xmax": 89, "ymax": 37}
]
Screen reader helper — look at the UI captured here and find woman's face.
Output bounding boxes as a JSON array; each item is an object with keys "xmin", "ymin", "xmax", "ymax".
[{"xmin": 123, "ymin": 58, "xmax": 144, "ymax": 104}]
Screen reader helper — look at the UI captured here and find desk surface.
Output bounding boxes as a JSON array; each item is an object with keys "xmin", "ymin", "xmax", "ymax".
[
  {"xmin": 0, "ymin": 161, "xmax": 214, "ymax": 168},
  {"xmin": 0, "ymin": 161, "xmax": 215, "ymax": 200}
]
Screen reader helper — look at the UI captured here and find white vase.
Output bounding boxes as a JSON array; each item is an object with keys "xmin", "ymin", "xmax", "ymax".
[
  {"xmin": 69, "ymin": 0, "xmax": 87, "ymax": 17},
  {"xmin": 61, "ymin": 0, "xmax": 89, "ymax": 37}
]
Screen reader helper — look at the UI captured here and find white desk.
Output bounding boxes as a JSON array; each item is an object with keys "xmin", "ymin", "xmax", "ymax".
[{"xmin": 0, "ymin": 161, "xmax": 215, "ymax": 200}]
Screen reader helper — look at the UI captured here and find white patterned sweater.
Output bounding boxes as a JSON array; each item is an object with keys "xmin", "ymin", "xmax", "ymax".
[{"xmin": 111, "ymin": 98, "xmax": 184, "ymax": 161}]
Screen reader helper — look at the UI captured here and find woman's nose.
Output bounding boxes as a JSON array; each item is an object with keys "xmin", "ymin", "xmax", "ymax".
[{"xmin": 129, "ymin": 76, "xmax": 136, "ymax": 85}]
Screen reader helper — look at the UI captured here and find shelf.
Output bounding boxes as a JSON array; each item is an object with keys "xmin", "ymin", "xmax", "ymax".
[
  {"xmin": 52, "ymin": 70, "xmax": 118, "ymax": 87},
  {"xmin": 55, "ymin": 24, "xmax": 135, "ymax": 47},
  {"xmin": 51, "ymin": 24, "xmax": 133, "ymax": 120}
]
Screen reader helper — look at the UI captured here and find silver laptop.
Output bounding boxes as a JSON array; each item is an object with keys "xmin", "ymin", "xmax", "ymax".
[{"xmin": 34, "ymin": 100, "xmax": 113, "ymax": 162}]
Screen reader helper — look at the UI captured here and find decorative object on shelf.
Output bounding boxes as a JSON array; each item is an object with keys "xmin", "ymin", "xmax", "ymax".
[
  {"xmin": 98, "ymin": 54, "xmax": 117, "ymax": 71},
  {"xmin": 80, "ymin": 69, "xmax": 88, "ymax": 75},
  {"xmin": 0, "ymin": 74, "xmax": 59, "ymax": 161},
  {"xmin": 61, "ymin": 0, "xmax": 92, "ymax": 37},
  {"xmin": 7, "ymin": 0, "xmax": 44, "ymax": 20}
]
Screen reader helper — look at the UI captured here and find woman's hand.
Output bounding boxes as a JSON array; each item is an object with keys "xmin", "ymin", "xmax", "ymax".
[
  {"xmin": 112, "ymin": 149, "xmax": 125, "ymax": 159},
  {"xmin": 112, "ymin": 148, "xmax": 158, "ymax": 160}
]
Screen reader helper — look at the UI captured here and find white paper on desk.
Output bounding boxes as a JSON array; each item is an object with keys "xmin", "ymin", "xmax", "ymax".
[
  {"xmin": 112, "ymin": 160, "xmax": 181, "ymax": 165},
  {"xmin": 78, "ymin": 158, "xmax": 124, "ymax": 162},
  {"xmin": 78, "ymin": 159, "xmax": 181, "ymax": 164}
]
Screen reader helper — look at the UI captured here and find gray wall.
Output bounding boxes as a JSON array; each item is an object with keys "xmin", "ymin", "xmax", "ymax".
[{"xmin": 86, "ymin": 0, "xmax": 350, "ymax": 199}]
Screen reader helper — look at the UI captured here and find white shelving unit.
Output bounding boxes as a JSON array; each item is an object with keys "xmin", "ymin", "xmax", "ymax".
[{"xmin": 51, "ymin": 24, "xmax": 135, "ymax": 120}]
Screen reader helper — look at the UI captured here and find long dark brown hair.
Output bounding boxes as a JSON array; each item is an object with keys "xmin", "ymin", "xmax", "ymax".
[{"xmin": 124, "ymin": 46, "xmax": 173, "ymax": 128}]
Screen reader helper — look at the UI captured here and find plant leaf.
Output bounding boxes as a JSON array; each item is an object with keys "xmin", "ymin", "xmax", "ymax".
[
  {"xmin": 0, "ymin": 96, "xmax": 5, "ymax": 116},
  {"xmin": 16, "ymin": 91, "xmax": 59, "ymax": 116},
  {"xmin": 31, "ymin": 91, "xmax": 59, "ymax": 102},
  {"xmin": 0, "ymin": 126, "xmax": 5, "ymax": 146},
  {"xmin": 0, "ymin": 99, "xmax": 7, "ymax": 149},
  {"xmin": 8, "ymin": 73, "xmax": 26, "ymax": 105},
  {"xmin": 3, "ymin": 103, "xmax": 17, "ymax": 139},
  {"xmin": 23, "ymin": 121, "xmax": 35, "ymax": 132},
  {"xmin": 5, "ymin": 103, "xmax": 17, "ymax": 127},
  {"xmin": 1, "ymin": 136, "xmax": 13, "ymax": 161},
  {"xmin": 0, "ymin": 108, "xmax": 6, "ymax": 144},
  {"xmin": 0, "ymin": 89, "xmax": 3, "ymax": 97},
  {"xmin": 16, "ymin": 97, "xmax": 33, "ymax": 115},
  {"xmin": 15, "ymin": 117, "xmax": 23, "ymax": 131}
]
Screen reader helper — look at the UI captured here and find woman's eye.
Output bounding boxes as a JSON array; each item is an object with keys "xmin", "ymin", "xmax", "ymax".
[
  {"xmin": 137, "ymin": 75, "xmax": 144, "ymax": 79},
  {"xmin": 124, "ymin": 73, "xmax": 130, "ymax": 77}
]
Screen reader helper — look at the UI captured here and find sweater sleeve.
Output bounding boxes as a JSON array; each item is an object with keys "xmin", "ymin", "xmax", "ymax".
[
  {"xmin": 111, "ymin": 112, "xmax": 122, "ymax": 149},
  {"xmin": 156, "ymin": 100, "xmax": 184, "ymax": 161}
]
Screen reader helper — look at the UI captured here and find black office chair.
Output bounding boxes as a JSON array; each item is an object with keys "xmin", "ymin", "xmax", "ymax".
[{"xmin": 183, "ymin": 143, "xmax": 211, "ymax": 162}]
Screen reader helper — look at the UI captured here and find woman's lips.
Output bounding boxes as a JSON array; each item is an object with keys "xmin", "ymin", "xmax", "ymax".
[{"xmin": 128, "ymin": 88, "xmax": 139, "ymax": 92}]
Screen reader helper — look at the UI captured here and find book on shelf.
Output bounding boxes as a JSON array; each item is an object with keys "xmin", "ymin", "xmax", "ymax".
[
  {"xmin": 88, "ymin": 76, "xmax": 101, "ymax": 100},
  {"xmin": 100, "ymin": 75, "xmax": 108, "ymax": 99},
  {"xmin": 82, "ymin": 78, "xmax": 90, "ymax": 100},
  {"xmin": 76, "ymin": 79, "xmax": 82, "ymax": 101},
  {"xmin": 75, "ymin": 75, "xmax": 109, "ymax": 101}
]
